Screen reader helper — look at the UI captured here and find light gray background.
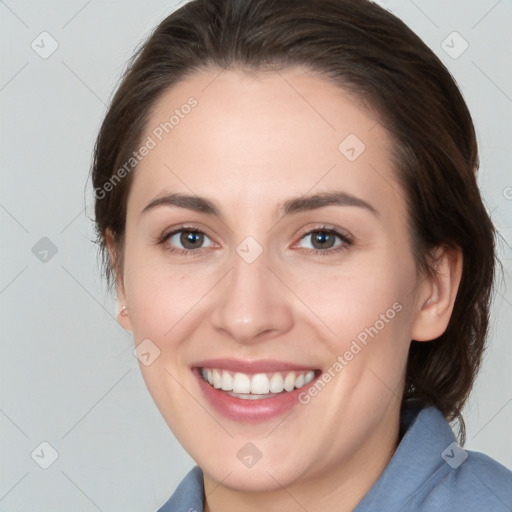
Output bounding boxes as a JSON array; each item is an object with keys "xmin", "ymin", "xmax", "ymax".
[{"xmin": 1, "ymin": 1, "xmax": 511, "ymax": 511}]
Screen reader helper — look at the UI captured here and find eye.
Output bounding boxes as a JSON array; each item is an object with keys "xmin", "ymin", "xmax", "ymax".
[
  {"xmin": 160, "ymin": 225, "xmax": 216, "ymax": 255},
  {"xmin": 296, "ymin": 226, "xmax": 352, "ymax": 255},
  {"xmin": 157, "ymin": 224, "xmax": 352, "ymax": 257}
]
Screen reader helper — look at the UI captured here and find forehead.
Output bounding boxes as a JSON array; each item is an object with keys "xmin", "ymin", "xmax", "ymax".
[{"xmin": 128, "ymin": 66, "xmax": 405, "ymax": 221}]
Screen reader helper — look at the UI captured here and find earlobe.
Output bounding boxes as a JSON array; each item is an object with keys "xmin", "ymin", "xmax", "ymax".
[
  {"xmin": 117, "ymin": 304, "xmax": 133, "ymax": 332},
  {"xmin": 106, "ymin": 229, "xmax": 133, "ymax": 332},
  {"xmin": 411, "ymin": 246, "xmax": 463, "ymax": 342}
]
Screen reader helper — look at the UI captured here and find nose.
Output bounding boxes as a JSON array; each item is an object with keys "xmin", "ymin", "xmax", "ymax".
[{"xmin": 209, "ymin": 247, "xmax": 294, "ymax": 344}]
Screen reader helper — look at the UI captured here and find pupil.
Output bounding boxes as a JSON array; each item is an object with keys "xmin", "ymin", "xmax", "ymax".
[
  {"xmin": 313, "ymin": 231, "xmax": 334, "ymax": 249},
  {"xmin": 181, "ymin": 231, "xmax": 203, "ymax": 249}
]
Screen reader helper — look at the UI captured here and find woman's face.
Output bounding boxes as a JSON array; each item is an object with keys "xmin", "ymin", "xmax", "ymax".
[{"xmin": 115, "ymin": 67, "xmax": 437, "ymax": 494}]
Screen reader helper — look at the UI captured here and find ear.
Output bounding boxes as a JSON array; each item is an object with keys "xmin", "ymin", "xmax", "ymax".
[
  {"xmin": 106, "ymin": 229, "xmax": 133, "ymax": 332},
  {"xmin": 411, "ymin": 245, "xmax": 463, "ymax": 342}
]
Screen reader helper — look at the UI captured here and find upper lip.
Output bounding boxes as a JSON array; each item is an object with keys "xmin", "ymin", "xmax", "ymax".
[{"xmin": 193, "ymin": 358, "xmax": 319, "ymax": 374}]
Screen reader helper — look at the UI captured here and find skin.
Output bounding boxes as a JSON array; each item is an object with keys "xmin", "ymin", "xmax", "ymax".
[{"xmin": 110, "ymin": 66, "xmax": 462, "ymax": 512}]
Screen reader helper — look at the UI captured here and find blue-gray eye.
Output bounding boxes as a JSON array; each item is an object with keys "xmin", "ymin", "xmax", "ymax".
[
  {"xmin": 299, "ymin": 230, "xmax": 343, "ymax": 251},
  {"xmin": 166, "ymin": 230, "xmax": 214, "ymax": 250}
]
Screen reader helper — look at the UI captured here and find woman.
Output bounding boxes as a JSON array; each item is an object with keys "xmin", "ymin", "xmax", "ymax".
[{"xmin": 91, "ymin": 0, "xmax": 512, "ymax": 510}]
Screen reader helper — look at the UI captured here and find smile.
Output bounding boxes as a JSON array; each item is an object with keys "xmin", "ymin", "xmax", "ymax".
[
  {"xmin": 193, "ymin": 361, "xmax": 322, "ymax": 423},
  {"xmin": 200, "ymin": 368, "xmax": 317, "ymax": 399}
]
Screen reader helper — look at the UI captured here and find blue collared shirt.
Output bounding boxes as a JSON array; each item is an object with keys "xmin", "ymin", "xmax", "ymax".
[{"xmin": 156, "ymin": 402, "xmax": 512, "ymax": 511}]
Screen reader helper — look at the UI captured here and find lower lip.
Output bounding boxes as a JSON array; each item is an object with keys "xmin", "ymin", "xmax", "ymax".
[{"xmin": 193, "ymin": 368, "xmax": 319, "ymax": 423}]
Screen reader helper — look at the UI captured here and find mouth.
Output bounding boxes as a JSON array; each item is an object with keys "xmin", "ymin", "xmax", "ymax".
[
  {"xmin": 198, "ymin": 367, "xmax": 318, "ymax": 400},
  {"xmin": 191, "ymin": 359, "xmax": 322, "ymax": 423}
]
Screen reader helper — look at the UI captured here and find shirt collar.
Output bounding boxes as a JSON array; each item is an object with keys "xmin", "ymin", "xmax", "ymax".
[{"xmin": 354, "ymin": 401, "xmax": 456, "ymax": 511}]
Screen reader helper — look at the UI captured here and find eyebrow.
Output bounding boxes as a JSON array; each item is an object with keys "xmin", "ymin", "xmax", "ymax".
[{"xmin": 141, "ymin": 191, "xmax": 378, "ymax": 218}]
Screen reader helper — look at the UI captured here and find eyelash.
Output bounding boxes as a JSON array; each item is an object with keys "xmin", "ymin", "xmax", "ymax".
[{"xmin": 157, "ymin": 224, "xmax": 353, "ymax": 257}]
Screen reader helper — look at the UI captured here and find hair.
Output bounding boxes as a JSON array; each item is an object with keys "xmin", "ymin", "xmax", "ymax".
[{"xmin": 91, "ymin": 0, "xmax": 498, "ymax": 443}]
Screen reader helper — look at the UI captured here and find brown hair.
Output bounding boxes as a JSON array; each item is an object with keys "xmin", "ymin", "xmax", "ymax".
[{"xmin": 91, "ymin": 0, "xmax": 498, "ymax": 443}]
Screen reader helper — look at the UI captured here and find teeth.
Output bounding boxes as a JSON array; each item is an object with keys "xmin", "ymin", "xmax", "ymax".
[
  {"xmin": 269, "ymin": 373, "xmax": 284, "ymax": 393},
  {"xmin": 251, "ymin": 373, "xmax": 270, "ymax": 394},
  {"xmin": 212, "ymin": 369, "xmax": 222, "ymax": 389},
  {"xmin": 304, "ymin": 370, "xmax": 315, "ymax": 385},
  {"xmin": 221, "ymin": 371, "xmax": 233, "ymax": 391},
  {"xmin": 233, "ymin": 372, "xmax": 251, "ymax": 393},
  {"xmin": 284, "ymin": 372, "xmax": 296, "ymax": 392},
  {"xmin": 201, "ymin": 368, "xmax": 316, "ymax": 396}
]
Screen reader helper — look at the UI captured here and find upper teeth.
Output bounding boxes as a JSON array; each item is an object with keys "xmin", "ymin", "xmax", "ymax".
[{"xmin": 200, "ymin": 368, "xmax": 316, "ymax": 394}]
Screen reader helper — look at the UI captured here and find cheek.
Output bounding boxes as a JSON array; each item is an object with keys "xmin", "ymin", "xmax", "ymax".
[
  {"xmin": 287, "ymin": 253, "xmax": 414, "ymax": 395},
  {"xmin": 123, "ymin": 239, "xmax": 210, "ymax": 339},
  {"xmin": 287, "ymin": 251, "xmax": 413, "ymax": 341},
  {"xmin": 121, "ymin": 250, "xmax": 205, "ymax": 425}
]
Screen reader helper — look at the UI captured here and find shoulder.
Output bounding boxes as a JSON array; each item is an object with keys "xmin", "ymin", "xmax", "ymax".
[
  {"xmin": 406, "ymin": 438, "xmax": 512, "ymax": 511},
  {"xmin": 412, "ymin": 407, "xmax": 512, "ymax": 511},
  {"xmin": 356, "ymin": 404, "xmax": 512, "ymax": 512},
  {"xmin": 438, "ymin": 449, "xmax": 512, "ymax": 510}
]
